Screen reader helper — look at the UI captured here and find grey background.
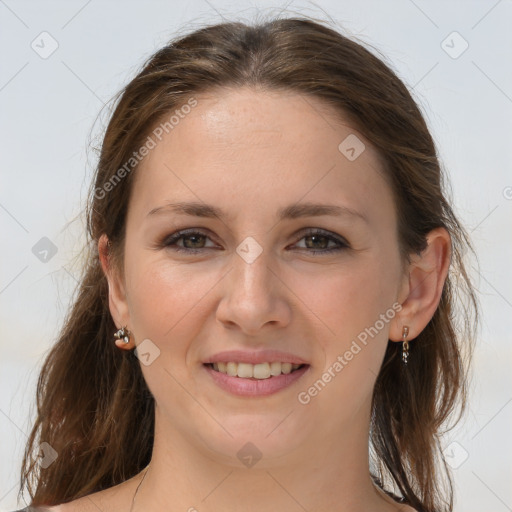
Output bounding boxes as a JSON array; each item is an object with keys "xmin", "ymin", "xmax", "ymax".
[{"xmin": 1, "ymin": 1, "xmax": 511, "ymax": 510}]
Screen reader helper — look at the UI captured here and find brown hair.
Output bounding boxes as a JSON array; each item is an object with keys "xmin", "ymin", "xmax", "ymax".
[{"xmin": 19, "ymin": 15, "xmax": 478, "ymax": 512}]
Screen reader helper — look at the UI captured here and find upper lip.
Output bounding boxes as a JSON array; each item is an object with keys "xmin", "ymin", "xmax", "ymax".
[{"xmin": 204, "ymin": 350, "xmax": 309, "ymax": 365}]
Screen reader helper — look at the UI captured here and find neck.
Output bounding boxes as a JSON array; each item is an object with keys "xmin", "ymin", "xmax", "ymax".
[{"xmin": 131, "ymin": 402, "xmax": 397, "ymax": 512}]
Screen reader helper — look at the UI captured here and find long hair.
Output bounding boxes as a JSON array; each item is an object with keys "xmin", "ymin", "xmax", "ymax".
[{"xmin": 19, "ymin": 15, "xmax": 478, "ymax": 512}]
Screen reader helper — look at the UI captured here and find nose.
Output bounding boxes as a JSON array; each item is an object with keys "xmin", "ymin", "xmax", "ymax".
[{"xmin": 215, "ymin": 244, "xmax": 293, "ymax": 335}]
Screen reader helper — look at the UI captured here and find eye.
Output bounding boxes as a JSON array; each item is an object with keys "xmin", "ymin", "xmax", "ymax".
[
  {"xmin": 158, "ymin": 228, "xmax": 349, "ymax": 255},
  {"xmin": 160, "ymin": 229, "xmax": 218, "ymax": 253},
  {"xmin": 291, "ymin": 228, "xmax": 349, "ymax": 255}
]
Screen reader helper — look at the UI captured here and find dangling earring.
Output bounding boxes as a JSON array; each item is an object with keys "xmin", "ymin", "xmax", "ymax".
[
  {"xmin": 402, "ymin": 326, "xmax": 410, "ymax": 364},
  {"xmin": 114, "ymin": 326, "xmax": 131, "ymax": 346}
]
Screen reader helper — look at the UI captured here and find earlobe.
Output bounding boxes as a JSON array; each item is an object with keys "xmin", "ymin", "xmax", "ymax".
[
  {"xmin": 390, "ymin": 227, "xmax": 451, "ymax": 342},
  {"xmin": 98, "ymin": 234, "xmax": 132, "ymax": 347}
]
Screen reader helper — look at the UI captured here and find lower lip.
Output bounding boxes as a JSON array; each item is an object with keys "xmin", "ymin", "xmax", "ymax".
[{"xmin": 203, "ymin": 364, "xmax": 310, "ymax": 397}]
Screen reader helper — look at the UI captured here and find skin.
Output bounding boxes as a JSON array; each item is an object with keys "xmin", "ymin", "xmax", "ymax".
[{"xmin": 52, "ymin": 87, "xmax": 450, "ymax": 512}]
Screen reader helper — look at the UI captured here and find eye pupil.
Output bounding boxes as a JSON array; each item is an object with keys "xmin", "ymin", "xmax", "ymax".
[
  {"xmin": 184, "ymin": 234, "xmax": 205, "ymax": 248},
  {"xmin": 305, "ymin": 234, "xmax": 328, "ymax": 249}
]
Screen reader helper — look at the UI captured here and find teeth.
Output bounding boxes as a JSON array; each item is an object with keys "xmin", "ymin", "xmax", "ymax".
[
  {"xmin": 281, "ymin": 362, "xmax": 292, "ymax": 375},
  {"xmin": 237, "ymin": 363, "xmax": 253, "ymax": 378},
  {"xmin": 270, "ymin": 361, "xmax": 282, "ymax": 376},
  {"xmin": 226, "ymin": 362, "xmax": 238, "ymax": 377},
  {"xmin": 253, "ymin": 363, "xmax": 270, "ymax": 379},
  {"xmin": 209, "ymin": 362, "xmax": 303, "ymax": 379}
]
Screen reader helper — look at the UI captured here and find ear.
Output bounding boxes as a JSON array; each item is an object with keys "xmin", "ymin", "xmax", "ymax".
[
  {"xmin": 98, "ymin": 234, "xmax": 134, "ymax": 350},
  {"xmin": 389, "ymin": 227, "xmax": 451, "ymax": 342}
]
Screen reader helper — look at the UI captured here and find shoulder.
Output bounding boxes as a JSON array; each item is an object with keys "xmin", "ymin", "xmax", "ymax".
[
  {"xmin": 391, "ymin": 500, "xmax": 420, "ymax": 511},
  {"xmin": 8, "ymin": 508, "xmax": 62, "ymax": 512},
  {"xmin": 378, "ymin": 491, "xmax": 421, "ymax": 512},
  {"xmin": 15, "ymin": 499, "xmax": 104, "ymax": 512},
  {"xmin": 390, "ymin": 501, "xmax": 420, "ymax": 512},
  {"xmin": 26, "ymin": 472, "xmax": 144, "ymax": 512},
  {"xmin": 11, "ymin": 498, "xmax": 104, "ymax": 512}
]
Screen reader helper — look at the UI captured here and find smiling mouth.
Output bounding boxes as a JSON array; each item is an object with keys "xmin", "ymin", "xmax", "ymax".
[{"xmin": 205, "ymin": 362, "xmax": 308, "ymax": 379}]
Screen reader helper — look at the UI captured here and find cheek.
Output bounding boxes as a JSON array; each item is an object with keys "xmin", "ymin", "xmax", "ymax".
[
  {"xmin": 124, "ymin": 251, "xmax": 210, "ymax": 347},
  {"xmin": 124, "ymin": 255, "xmax": 221, "ymax": 403},
  {"xmin": 287, "ymin": 258, "xmax": 400, "ymax": 426},
  {"xmin": 297, "ymin": 254, "xmax": 400, "ymax": 375},
  {"xmin": 302, "ymin": 261, "xmax": 394, "ymax": 336}
]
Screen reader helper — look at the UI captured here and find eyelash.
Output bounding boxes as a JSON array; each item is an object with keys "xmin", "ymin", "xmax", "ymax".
[{"xmin": 159, "ymin": 228, "xmax": 349, "ymax": 255}]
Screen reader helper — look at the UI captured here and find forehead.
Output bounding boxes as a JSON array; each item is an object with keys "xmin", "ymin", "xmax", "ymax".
[{"xmin": 129, "ymin": 87, "xmax": 394, "ymax": 228}]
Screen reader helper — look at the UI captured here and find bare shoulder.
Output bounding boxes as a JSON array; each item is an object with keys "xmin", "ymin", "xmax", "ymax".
[
  {"xmin": 395, "ymin": 504, "xmax": 420, "ymax": 512},
  {"xmin": 45, "ymin": 495, "xmax": 108, "ymax": 512},
  {"xmin": 29, "ymin": 497, "xmax": 109, "ymax": 512},
  {"xmin": 377, "ymin": 493, "xmax": 420, "ymax": 512},
  {"xmin": 36, "ymin": 474, "xmax": 141, "ymax": 512},
  {"xmin": 39, "ymin": 493, "xmax": 123, "ymax": 512}
]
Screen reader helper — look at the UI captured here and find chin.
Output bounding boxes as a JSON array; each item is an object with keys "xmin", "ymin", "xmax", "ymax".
[{"xmin": 197, "ymin": 413, "xmax": 311, "ymax": 468}]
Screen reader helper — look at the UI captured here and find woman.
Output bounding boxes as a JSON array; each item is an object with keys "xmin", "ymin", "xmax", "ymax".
[{"xmin": 16, "ymin": 15, "xmax": 477, "ymax": 512}]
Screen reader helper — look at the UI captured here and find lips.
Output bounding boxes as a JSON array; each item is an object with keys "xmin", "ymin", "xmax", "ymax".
[
  {"xmin": 206, "ymin": 361, "xmax": 305, "ymax": 379},
  {"xmin": 202, "ymin": 349, "xmax": 311, "ymax": 396}
]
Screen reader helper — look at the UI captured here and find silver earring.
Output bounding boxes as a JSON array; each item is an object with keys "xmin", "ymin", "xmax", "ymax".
[
  {"xmin": 402, "ymin": 326, "xmax": 410, "ymax": 364},
  {"xmin": 114, "ymin": 326, "xmax": 131, "ymax": 345}
]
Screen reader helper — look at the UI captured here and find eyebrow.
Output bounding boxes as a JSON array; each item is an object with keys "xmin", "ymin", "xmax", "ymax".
[{"xmin": 146, "ymin": 201, "xmax": 368, "ymax": 223}]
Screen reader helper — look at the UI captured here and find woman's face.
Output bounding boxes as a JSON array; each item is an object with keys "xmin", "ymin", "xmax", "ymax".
[{"xmin": 113, "ymin": 87, "xmax": 408, "ymax": 465}]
